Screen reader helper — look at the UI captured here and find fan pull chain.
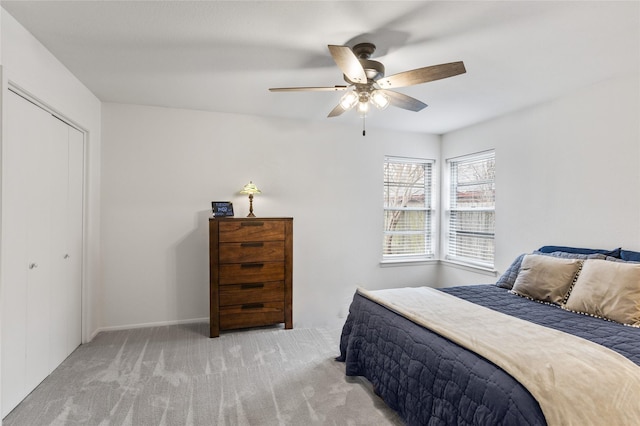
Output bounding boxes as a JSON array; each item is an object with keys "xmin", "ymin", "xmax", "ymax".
[{"xmin": 362, "ymin": 116, "xmax": 366, "ymax": 136}]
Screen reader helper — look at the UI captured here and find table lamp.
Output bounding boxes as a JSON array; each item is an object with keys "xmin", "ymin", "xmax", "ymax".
[{"xmin": 239, "ymin": 181, "xmax": 261, "ymax": 217}]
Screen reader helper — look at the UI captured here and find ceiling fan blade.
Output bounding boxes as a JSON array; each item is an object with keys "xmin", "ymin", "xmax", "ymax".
[
  {"xmin": 380, "ymin": 89, "xmax": 428, "ymax": 112},
  {"xmin": 269, "ymin": 85, "xmax": 348, "ymax": 92},
  {"xmin": 328, "ymin": 45, "xmax": 367, "ymax": 84},
  {"xmin": 377, "ymin": 61, "xmax": 466, "ymax": 89},
  {"xmin": 327, "ymin": 102, "xmax": 348, "ymax": 117},
  {"xmin": 327, "ymin": 104, "xmax": 345, "ymax": 118}
]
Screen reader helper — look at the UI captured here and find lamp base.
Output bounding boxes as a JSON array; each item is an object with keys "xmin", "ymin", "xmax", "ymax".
[{"xmin": 247, "ymin": 193, "xmax": 256, "ymax": 217}]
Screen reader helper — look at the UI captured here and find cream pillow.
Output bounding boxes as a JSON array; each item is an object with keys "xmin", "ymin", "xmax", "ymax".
[
  {"xmin": 511, "ymin": 254, "xmax": 582, "ymax": 305},
  {"xmin": 564, "ymin": 259, "xmax": 640, "ymax": 326}
]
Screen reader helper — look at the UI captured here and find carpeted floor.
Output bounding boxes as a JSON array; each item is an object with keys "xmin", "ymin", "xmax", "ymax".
[{"xmin": 3, "ymin": 323, "xmax": 403, "ymax": 425}]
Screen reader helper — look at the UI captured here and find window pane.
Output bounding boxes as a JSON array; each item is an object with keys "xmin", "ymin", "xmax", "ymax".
[
  {"xmin": 384, "ymin": 161, "xmax": 429, "ymax": 208},
  {"xmin": 383, "ymin": 232, "xmax": 431, "ymax": 256},
  {"xmin": 384, "ymin": 210, "xmax": 428, "ymax": 233},
  {"xmin": 449, "ymin": 211, "xmax": 495, "ymax": 236},
  {"xmin": 453, "ymin": 181, "xmax": 495, "ymax": 208},
  {"xmin": 384, "ymin": 210, "xmax": 431, "ymax": 255},
  {"xmin": 448, "ymin": 233, "xmax": 495, "ymax": 263},
  {"xmin": 451, "ymin": 157, "xmax": 495, "ymax": 208}
]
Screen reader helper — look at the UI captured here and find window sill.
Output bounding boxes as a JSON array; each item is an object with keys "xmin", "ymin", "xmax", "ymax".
[
  {"xmin": 379, "ymin": 258, "xmax": 438, "ymax": 267},
  {"xmin": 379, "ymin": 258, "xmax": 498, "ymax": 276},
  {"xmin": 440, "ymin": 259, "xmax": 498, "ymax": 276}
]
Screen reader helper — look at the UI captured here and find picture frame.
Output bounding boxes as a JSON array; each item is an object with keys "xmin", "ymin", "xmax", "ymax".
[{"xmin": 212, "ymin": 201, "xmax": 234, "ymax": 217}]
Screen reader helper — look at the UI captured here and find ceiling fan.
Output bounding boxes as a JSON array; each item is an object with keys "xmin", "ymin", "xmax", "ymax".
[{"xmin": 269, "ymin": 42, "xmax": 466, "ymax": 120}]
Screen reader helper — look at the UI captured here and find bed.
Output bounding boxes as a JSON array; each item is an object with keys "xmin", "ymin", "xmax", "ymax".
[{"xmin": 337, "ymin": 246, "xmax": 640, "ymax": 426}]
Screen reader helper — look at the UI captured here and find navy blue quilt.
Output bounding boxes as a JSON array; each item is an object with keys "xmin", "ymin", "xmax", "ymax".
[{"xmin": 337, "ymin": 285, "xmax": 640, "ymax": 426}]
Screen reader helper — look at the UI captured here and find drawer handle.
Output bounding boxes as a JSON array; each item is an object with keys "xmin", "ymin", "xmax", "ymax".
[
  {"xmin": 241, "ymin": 283, "xmax": 264, "ymax": 289},
  {"xmin": 241, "ymin": 263, "xmax": 264, "ymax": 269},
  {"xmin": 241, "ymin": 242, "xmax": 264, "ymax": 248},
  {"xmin": 242, "ymin": 303, "xmax": 264, "ymax": 310},
  {"xmin": 241, "ymin": 222, "xmax": 264, "ymax": 227}
]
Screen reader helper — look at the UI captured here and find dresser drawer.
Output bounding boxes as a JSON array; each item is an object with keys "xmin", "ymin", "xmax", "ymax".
[
  {"xmin": 219, "ymin": 301, "xmax": 285, "ymax": 330},
  {"xmin": 219, "ymin": 241, "xmax": 284, "ymax": 263},
  {"xmin": 219, "ymin": 281, "xmax": 284, "ymax": 306},
  {"xmin": 219, "ymin": 262, "xmax": 284, "ymax": 285},
  {"xmin": 219, "ymin": 220, "xmax": 285, "ymax": 242}
]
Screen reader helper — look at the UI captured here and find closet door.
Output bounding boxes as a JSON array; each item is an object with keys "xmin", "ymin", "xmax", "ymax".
[
  {"xmin": 49, "ymin": 122, "xmax": 83, "ymax": 369},
  {"xmin": 2, "ymin": 91, "xmax": 54, "ymax": 413},
  {"xmin": 1, "ymin": 91, "xmax": 83, "ymax": 417},
  {"xmin": 24, "ymin": 104, "xmax": 55, "ymax": 394}
]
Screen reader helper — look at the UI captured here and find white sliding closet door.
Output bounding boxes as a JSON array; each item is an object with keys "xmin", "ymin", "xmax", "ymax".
[
  {"xmin": 2, "ymin": 91, "xmax": 54, "ymax": 413},
  {"xmin": 49, "ymin": 120, "xmax": 83, "ymax": 370},
  {"xmin": 23, "ymin": 100, "xmax": 55, "ymax": 395},
  {"xmin": 1, "ymin": 90, "xmax": 84, "ymax": 417},
  {"xmin": 50, "ymin": 123, "xmax": 83, "ymax": 368},
  {"xmin": 49, "ymin": 117, "xmax": 69, "ymax": 374}
]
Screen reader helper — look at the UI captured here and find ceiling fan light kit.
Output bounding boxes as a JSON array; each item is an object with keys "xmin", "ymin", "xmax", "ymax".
[
  {"xmin": 269, "ymin": 42, "xmax": 466, "ymax": 135},
  {"xmin": 339, "ymin": 91, "xmax": 359, "ymax": 110},
  {"xmin": 371, "ymin": 91, "xmax": 390, "ymax": 110},
  {"xmin": 357, "ymin": 100, "xmax": 369, "ymax": 116}
]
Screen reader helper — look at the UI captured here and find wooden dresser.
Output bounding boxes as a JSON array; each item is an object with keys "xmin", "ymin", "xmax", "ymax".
[{"xmin": 209, "ymin": 217, "xmax": 293, "ymax": 337}]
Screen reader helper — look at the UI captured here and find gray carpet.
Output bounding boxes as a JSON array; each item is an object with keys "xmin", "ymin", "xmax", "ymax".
[{"xmin": 3, "ymin": 323, "xmax": 403, "ymax": 425}]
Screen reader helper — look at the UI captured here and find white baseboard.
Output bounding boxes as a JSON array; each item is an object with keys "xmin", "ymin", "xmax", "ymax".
[{"xmin": 89, "ymin": 317, "xmax": 209, "ymax": 341}]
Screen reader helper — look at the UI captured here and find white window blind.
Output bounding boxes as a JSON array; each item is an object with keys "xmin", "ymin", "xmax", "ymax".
[
  {"xmin": 446, "ymin": 151, "xmax": 495, "ymax": 267},
  {"xmin": 383, "ymin": 157, "xmax": 434, "ymax": 260}
]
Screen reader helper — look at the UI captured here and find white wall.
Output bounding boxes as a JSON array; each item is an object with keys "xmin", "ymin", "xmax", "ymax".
[
  {"xmin": 101, "ymin": 103, "xmax": 440, "ymax": 330},
  {"xmin": 0, "ymin": 10, "xmax": 102, "ymax": 341},
  {"xmin": 439, "ymin": 73, "xmax": 640, "ymax": 286}
]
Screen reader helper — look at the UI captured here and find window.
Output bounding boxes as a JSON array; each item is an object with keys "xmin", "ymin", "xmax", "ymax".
[
  {"xmin": 383, "ymin": 156, "xmax": 435, "ymax": 261},
  {"xmin": 446, "ymin": 151, "xmax": 495, "ymax": 267}
]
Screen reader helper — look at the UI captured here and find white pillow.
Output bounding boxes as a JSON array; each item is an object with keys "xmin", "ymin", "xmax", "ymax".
[
  {"xmin": 510, "ymin": 254, "xmax": 582, "ymax": 305},
  {"xmin": 564, "ymin": 259, "xmax": 640, "ymax": 326}
]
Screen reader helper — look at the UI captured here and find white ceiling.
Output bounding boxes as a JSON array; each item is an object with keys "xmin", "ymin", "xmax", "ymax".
[{"xmin": 2, "ymin": 1, "xmax": 639, "ymax": 134}]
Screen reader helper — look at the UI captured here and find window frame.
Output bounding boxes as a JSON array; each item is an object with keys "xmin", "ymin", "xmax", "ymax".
[
  {"xmin": 443, "ymin": 150, "xmax": 496, "ymax": 269},
  {"xmin": 381, "ymin": 156, "xmax": 436, "ymax": 263}
]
